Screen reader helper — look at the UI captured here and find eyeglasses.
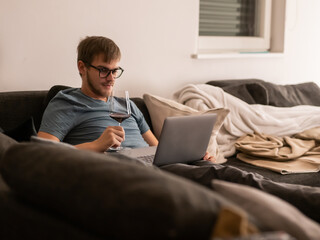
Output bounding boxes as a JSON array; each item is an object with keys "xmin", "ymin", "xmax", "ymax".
[{"xmin": 86, "ymin": 63, "xmax": 124, "ymax": 79}]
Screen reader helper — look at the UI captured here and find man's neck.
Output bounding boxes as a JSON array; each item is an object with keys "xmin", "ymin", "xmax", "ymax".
[{"xmin": 80, "ymin": 87, "xmax": 107, "ymax": 102}]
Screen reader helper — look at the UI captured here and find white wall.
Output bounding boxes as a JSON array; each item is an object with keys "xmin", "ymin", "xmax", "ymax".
[{"xmin": 0, "ymin": 0, "xmax": 319, "ymax": 98}]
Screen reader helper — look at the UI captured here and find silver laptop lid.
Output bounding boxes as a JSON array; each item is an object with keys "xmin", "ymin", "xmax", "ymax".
[{"xmin": 153, "ymin": 114, "xmax": 217, "ymax": 166}]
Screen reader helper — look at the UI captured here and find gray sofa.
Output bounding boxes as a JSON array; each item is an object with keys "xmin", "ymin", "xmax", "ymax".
[{"xmin": 1, "ymin": 81, "xmax": 320, "ymax": 240}]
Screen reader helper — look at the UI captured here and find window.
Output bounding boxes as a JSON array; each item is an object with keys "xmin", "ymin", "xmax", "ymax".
[{"xmin": 198, "ymin": 0, "xmax": 272, "ymax": 54}]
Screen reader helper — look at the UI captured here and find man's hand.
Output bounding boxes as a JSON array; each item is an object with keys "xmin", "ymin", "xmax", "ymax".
[
  {"xmin": 203, "ymin": 151, "xmax": 216, "ymax": 163},
  {"xmin": 75, "ymin": 126, "xmax": 125, "ymax": 152},
  {"xmin": 95, "ymin": 126, "xmax": 125, "ymax": 151}
]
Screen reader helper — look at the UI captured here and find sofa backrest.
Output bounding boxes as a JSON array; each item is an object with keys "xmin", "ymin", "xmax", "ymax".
[
  {"xmin": 206, "ymin": 79, "xmax": 320, "ymax": 107},
  {"xmin": 0, "ymin": 90, "xmax": 48, "ymax": 132},
  {"xmin": 0, "ymin": 86, "xmax": 153, "ymax": 133}
]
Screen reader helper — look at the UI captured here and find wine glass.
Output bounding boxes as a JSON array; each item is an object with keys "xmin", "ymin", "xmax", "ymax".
[{"xmin": 109, "ymin": 89, "xmax": 131, "ymax": 150}]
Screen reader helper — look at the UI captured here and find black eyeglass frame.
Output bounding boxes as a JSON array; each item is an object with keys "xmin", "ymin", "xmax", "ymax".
[{"xmin": 85, "ymin": 63, "xmax": 124, "ymax": 79}]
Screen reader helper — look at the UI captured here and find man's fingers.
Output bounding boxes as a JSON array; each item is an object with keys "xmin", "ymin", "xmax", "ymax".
[
  {"xmin": 203, "ymin": 152, "xmax": 216, "ymax": 163},
  {"xmin": 105, "ymin": 126, "xmax": 125, "ymax": 138},
  {"xmin": 106, "ymin": 126, "xmax": 125, "ymax": 147}
]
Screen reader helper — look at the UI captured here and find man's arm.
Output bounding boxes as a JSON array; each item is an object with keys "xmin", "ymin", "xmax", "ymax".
[
  {"xmin": 142, "ymin": 130, "xmax": 158, "ymax": 146},
  {"xmin": 38, "ymin": 126, "xmax": 125, "ymax": 152},
  {"xmin": 38, "ymin": 131, "xmax": 60, "ymax": 141}
]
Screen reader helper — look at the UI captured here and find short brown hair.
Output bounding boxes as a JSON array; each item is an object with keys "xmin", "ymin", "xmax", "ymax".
[{"xmin": 77, "ymin": 36, "xmax": 121, "ymax": 64}]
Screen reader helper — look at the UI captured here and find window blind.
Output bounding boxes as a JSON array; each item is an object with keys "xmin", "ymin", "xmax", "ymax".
[{"xmin": 199, "ymin": 0, "xmax": 257, "ymax": 37}]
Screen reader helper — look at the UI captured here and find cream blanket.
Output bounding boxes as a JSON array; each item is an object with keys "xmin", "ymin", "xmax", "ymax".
[{"xmin": 173, "ymin": 84, "xmax": 320, "ymax": 157}]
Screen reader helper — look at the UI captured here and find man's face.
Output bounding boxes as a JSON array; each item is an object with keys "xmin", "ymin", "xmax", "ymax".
[{"xmin": 80, "ymin": 54, "xmax": 120, "ymax": 101}]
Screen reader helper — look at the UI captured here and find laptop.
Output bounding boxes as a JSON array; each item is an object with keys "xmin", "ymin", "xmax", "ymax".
[{"xmin": 117, "ymin": 114, "xmax": 217, "ymax": 166}]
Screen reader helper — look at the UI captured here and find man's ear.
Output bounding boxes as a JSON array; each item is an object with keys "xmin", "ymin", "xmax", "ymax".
[{"xmin": 78, "ymin": 60, "xmax": 86, "ymax": 77}]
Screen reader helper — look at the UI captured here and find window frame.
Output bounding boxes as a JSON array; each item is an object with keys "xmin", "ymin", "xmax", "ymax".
[{"xmin": 198, "ymin": 0, "xmax": 272, "ymax": 54}]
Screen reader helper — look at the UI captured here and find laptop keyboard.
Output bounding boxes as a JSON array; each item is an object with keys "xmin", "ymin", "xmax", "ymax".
[{"xmin": 137, "ymin": 154, "xmax": 155, "ymax": 164}]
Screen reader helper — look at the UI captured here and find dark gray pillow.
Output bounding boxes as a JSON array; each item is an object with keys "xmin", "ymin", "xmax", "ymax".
[
  {"xmin": 222, "ymin": 83, "xmax": 268, "ymax": 105},
  {"xmin": 0, "ymin": 142, "xmax": 239, "ymax": 240},
  {"xmin": 206, "ymin": 79, "xmax": 320, "ymax": 107}
]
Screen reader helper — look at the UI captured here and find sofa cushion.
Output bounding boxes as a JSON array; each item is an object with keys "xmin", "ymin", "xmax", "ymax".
[
  {"xmin": 0, "ymin": 142, "xmax": 242, "ymax": 240},
  {"xmin": 0, "ymin": 133, "xmax": 17, "ymax": 192},
  {"xmin": 143, "ymin": 93, "xmax": 229, "ymax": 163},
  {"xmin": 220, "ymin": 83, "xmax": 268, "ymax": 105},
  {"xmin": 206, "ymin": 79, "xmax": 320, "ymax": 107},
  {"xmin": 43, "ymin": 85, "xmax": 71, "ymax": 109},
  {"xmin": 131, "ymin": 97, "xmax": 153, "ymax": 131},
  {"xmin": 3, "ymin": 117, "xmax": 37, "ymax": 142},
  {"xmin": 212, "ymin": 180, "xmax": 320, "ymax": 240},
  {"xmin": 0, "ymin": 90, "xmax": 48, "ymax": 132},
  {"xmin": 0, "ymin": 133, "xmax": 17, "ymax": 163},
  {"xmin": 0, "ymin": 189, "xmax": 101, "ymax": 240}
]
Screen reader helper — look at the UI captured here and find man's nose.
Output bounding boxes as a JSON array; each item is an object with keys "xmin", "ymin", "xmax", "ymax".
[{"xmin": 106, "ymin": 72, "xmax": 115, "ymax": 80}]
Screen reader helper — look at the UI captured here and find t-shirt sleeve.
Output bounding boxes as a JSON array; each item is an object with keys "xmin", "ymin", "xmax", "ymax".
[
  {"xmin": 130, "ymin": 100, "xmax": 150, "ymax": 135},
  {"xmin": 39, "ymin": 96, "xmax": 77, "ymax": 141}
]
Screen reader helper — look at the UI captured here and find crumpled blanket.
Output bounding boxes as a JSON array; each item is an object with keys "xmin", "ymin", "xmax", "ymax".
[
  {"xmin": 173, "ymin": 84, "xmax": 320, "ymax": 157},
  {"xmin": 235, "ymin": 127, "xmax": 320, "ymax": 174}
]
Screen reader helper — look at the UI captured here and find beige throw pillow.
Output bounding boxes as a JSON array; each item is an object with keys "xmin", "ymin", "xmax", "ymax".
[{"xmin": 143, "ymin": 94, "xmax": 229, "ymax": 163}]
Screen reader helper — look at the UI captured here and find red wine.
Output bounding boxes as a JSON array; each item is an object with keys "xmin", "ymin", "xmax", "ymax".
[{"xmin": 110, "ymin": 113, "xmax": 131, "ymax": 123}]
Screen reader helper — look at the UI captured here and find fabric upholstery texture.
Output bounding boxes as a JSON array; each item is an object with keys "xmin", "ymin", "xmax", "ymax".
[
  {"xmin": 0, "ymin": 90, "xmax": 47, "ymax": 131},
  {"xmin": 0, "ymin": 142, "xmax": 241, "ymax": 240},
  {"xmin": 0, "ymin": 190, "xmax": 102, "ymax": 240},
  {"xmin": 0, "ymin": 133, "xmax": 17, "ymax": 192},
  {"xmin": 3, "ymin": 117, "xmax": 37, "ymax": 142},
  {"xmin": 0, "ymin": 133, "xmax": 17, "ymax": 164},
  {"xmin": 219, "ymin": 83, "xmax": 268, "ymax": 105},
  {"xmin": 161, "ymin": 161, "xmax": 320, "ymax": 223},
  {"xmin": 212, "ymin": 180, "xmax": 320, "ymax": 240},
  {"xmin": 206, "ymin": 79, "xmax": 320, "ymax": 107},
  {"xmin": 143, "ymin": 93, "xmax": 229, "ymax": 163},
  {"xmin": 43, "ymin": 85, "xmax": 71, "ymax": 109},
  {"xmin": 224, "ymin": 156, "xmax": 320, "ymax": 187}
]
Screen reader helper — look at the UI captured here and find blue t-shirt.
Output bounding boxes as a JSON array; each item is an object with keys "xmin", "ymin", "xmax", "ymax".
[{"xmin": 39, "ymin": 88, "xmax": 149, "ymax": 148}]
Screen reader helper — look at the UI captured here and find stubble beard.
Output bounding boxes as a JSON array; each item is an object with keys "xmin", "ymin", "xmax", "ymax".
[{"xmin": 86, "ymin": 72, "xmax": 109, "ymax": 98}]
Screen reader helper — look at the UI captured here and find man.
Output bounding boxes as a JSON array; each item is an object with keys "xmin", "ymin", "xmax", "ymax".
[{"xmin": 38, "ymin": 36, "xmax": 213, "ymax": 160}]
